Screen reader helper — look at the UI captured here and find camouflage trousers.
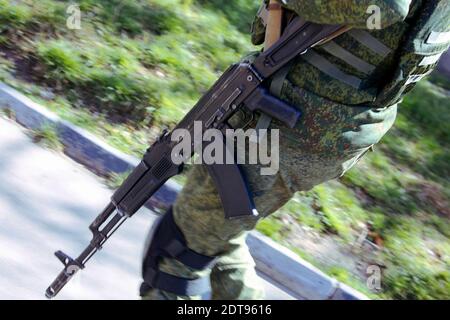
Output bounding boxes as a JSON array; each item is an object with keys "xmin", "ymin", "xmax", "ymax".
[{"xmin": 143, "ymin": 82, "xmax": 398, "ymax": 300}]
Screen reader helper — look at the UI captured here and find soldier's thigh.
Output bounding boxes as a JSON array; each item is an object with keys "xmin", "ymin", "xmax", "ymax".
[
  {"xmin": 273, "ymin": 84, "xmax": 398, "ymax": 193},
  {"xmin": 173, "ymin": 164, "xmax": 291, "ymax": 256},
  {"xmin": 173, "ymin": 96, "xmax": 397, "ymax": 254}
]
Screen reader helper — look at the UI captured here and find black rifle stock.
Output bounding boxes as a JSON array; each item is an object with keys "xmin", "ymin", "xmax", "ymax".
[{"xmin": 45, "ymin": 18, "xmax": 346, "ymax": 299}]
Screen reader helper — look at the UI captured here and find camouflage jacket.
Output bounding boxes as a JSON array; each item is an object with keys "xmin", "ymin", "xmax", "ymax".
[{"xmin": 251, "ymin": 0, "xmax": 423, "ymax": 106}]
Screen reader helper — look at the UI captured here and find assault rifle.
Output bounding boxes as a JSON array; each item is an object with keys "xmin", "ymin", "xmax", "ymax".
[{"xmin": 45, "ymin": 17, "xmax": 349, "ymax": 298}]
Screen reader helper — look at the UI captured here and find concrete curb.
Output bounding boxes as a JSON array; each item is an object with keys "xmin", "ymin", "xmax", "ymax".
[
  {"xmin": 247, "ymin": 232, "xmax": 368, "ymax": 300},
  {"xmin": 0, "ymin": 82, "xmax": 368, "ymax": 300},
  {"xmin": 0, "ymin": 83, "xmax": 180, "ymax": 211}
]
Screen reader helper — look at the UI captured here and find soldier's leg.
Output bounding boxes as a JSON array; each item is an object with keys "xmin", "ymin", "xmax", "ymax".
[
  {"xmin": 209, "ymin": 233, "xmax": 264, "ymax": 300},
  {"xmin": 141, "ymin": 149, "xmax": 367, "ymax": 300},
  {"xmin": 141, "ymin": 82, "xmax": 398, "ymax": 300},
  {"xmin": 205, "ymin": 155, "xmax": 378, "ymax": 300},
  {"xmin": 140, "ymin": 142, "xmax": 374, "ymax": 300},
  {"xmin": 203, "ymin": 84, "xmax": 398, "ymax": 300},
  {"xmin": 141, "ymin": 159, "xmax": 294, "ymax": 300},
  {"xmin": 142, "ymin": 232, "xmax": 264, "ymax": 300}
]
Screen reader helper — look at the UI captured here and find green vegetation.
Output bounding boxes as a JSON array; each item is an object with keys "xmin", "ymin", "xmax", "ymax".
[
  {"xmin": 257, "ymin": 217, "xmax": 285, "ymax": 242},
  {"xmin": 1, "ymin": 0, "xmax": 257, "ymax": 127},
  {"xmin": 105, "ymin": 170, "xmax": 132, "ymax": 189},
  {"xmin": 260, "ymin": 80, "xmax": 450, "ymax": 299},
  {"xmin": 0, "ymin": 107, "xmax": 15, "ymax": 119},
  {"xmin": 31, "ymin": 123, "xmax": 63, "ymax": 151},
  {"xmin": 0, "ymin": 0, "xmax": 448, "ymax": 299}
]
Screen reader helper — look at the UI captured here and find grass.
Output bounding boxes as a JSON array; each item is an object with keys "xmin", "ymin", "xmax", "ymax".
[
  {"xmin": 1, "ymin": 0, "xmax": 257, "ymax": 126},
  {"xmin": 256, "ymin": 80, "xmax": 450, "ymax": 299},
  {"xmin": 1, "ymin": 0, "xmax": 449, "ymax": 299},
  {"xmin": 31, "ymin": 123, "xmax": 63, "ymax": 151},
  {"xmin": 105, "ymin": 171, "xmax": 132, "ymax": 190},
  {"xmin": 0, "ymin": 107, "xmax": 15, "ymax": 120},
  {"xmin": 257, "ymin": 215, "xmax": 285, "ymax": 241},
  {"xmin": 0, "ymin": 55, "xmax": 13, "ymax": 80}
]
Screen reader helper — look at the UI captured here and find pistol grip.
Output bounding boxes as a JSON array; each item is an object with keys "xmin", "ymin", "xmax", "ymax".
[{"xmin": 244, "ymin": 86, "xmax": 301, "ymax": 128}]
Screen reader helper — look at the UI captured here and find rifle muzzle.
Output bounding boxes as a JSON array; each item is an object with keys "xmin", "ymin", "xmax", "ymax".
[{"xmin": 45, "ymin": 251, "xmax": 83, "ymax": 299}]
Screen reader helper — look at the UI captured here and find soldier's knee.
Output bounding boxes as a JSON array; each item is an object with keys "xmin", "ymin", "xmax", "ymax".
[
  {"xmin": 140, "ymin": 207, "xmax": 217, "ymax": 299},
  {"xmin": 210, "ymin": 266, "xmax": 265, "ymax": 300}
]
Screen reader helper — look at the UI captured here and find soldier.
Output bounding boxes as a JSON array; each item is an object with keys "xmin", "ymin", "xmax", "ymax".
[{"xmin": 141, "ymin": 0, "xmax": 450, "ymax": 300}]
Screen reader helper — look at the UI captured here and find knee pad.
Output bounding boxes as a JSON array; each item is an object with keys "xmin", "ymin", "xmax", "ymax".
[{"xmin": 140, "ymin": 207, "xmax": 217, "ymax": 297}]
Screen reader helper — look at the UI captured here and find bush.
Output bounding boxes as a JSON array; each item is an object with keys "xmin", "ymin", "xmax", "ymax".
[
  {"xmin": 79, "ymin": 0, "xmax": 183, "ymax": 35},
  {"xmin": 82, "ymin": 69, "xmax": 163, "ymax": 123},
  {"xmin": 194, "ymin": 0, "xmax": 260, "ymax": 32},
  {"xmin": 32, "ymin": 124, "xmax": 63, "ymax": 151},
  {"xmin": 257, "ymin": 216, "xmax": 284, "ymax": 241},
  {"xmin": 385, "ymin": 267, "xmax": 450, "ymax": 299},
  {"xmin": 401, "ymin": 81, "xmax": 450, "ymax": 142},
  {"xmin": 36, "ymin": 40, "xmax": 84, "ymax": 84},
  {"xmin": 30, "ymin": 0, "xmax": 67, "ymax": 31},
  {"xmin": 0, "ymin": 0, "xmax": 33, "ymax": 31},
  {"xmin": 0, "ymin": 56, "xmax": 13, "ymax": 81}
]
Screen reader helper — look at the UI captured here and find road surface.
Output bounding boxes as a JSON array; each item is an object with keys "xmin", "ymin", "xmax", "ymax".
[{"xmin": 0, "ymin": 116, "xmax": 294, "ymax": 300}]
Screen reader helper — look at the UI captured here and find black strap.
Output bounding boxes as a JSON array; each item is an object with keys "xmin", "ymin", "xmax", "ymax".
[
  {"xmin": 249, "ymin": 61, "xmax": 293, "ymax": 144},
  {"xmin": 321, "ymin": 41, "xmax": 376, "ymax": 74},
  {"xmin": 270, "ymin": 61, "xmax": 292, "ymax": 96},
  {"xmin": 141, "ymin": 208, "xmax": 216, "ymax": 296},
  {"xmin": 347, "ymin": 29, "xmax": 392, "ymax": 58},
  {"xmin": 156, "ymin": 208, "xmax": 216, "ymax": 270},
  {"xmin": 142, "ymin": 267, "xmax": 210, "ymax": 296},
  {"xmin": 302, "ymin": 50, "xmax": 362, "ymax": 89}
]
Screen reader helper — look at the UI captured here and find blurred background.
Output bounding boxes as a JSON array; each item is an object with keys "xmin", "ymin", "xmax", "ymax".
[{"xmin": 0, "ymin": 0, "xmax": 449, "ymax": 299}]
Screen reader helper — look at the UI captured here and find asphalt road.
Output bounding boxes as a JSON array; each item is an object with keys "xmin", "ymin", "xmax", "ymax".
[{"xmin": 0, "ymin": 116, "xmax": 294, "ymax": 300}]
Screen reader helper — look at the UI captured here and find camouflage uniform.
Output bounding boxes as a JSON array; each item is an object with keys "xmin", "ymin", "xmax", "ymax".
[{"xmin": 143, "ymin": 0, "xmax": 449, "ymax": 299}]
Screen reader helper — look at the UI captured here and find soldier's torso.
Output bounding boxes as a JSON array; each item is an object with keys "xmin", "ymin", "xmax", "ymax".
[{"xmin": 254, "ymin": 0, "xmax": 450, "ymax": 107}]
